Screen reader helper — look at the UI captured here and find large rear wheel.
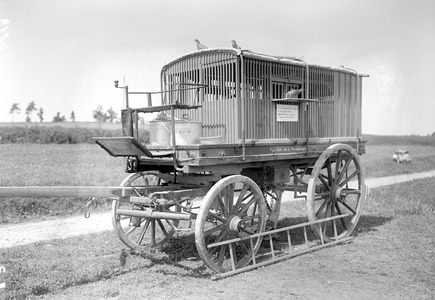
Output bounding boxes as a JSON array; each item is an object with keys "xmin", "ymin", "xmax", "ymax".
[
  {"xmin": 307, "ymin": 144, "xmax": 366, "ymax": 242},
  {"xmin": 195, "ymin": 175, "xmax": 267, "ymax": 273}
]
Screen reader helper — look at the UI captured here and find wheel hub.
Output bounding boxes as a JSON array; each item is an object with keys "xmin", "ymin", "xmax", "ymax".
[
  {"xmin": 228, "ymin": 215, "xmax": 245, "ymax": 234},
  {"xmin": 331, "ymin": 185, "xmax": 344, "ymax": 202}
]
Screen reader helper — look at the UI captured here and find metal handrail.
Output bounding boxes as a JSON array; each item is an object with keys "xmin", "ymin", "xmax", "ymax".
[{"xmin": 114, "ymin": 80, "xmax": 208, "ymax": 108}]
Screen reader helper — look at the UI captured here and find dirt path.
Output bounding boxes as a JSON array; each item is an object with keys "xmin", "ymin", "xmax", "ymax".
[{"xmin": 1, "ymin": 170, "xmax": 435, "ymax": 249}]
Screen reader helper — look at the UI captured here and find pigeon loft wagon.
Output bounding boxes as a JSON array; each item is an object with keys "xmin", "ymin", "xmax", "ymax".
[
  {"xmin": 92, "ymin": 45, "xmax": 368, "ymax": 277},
  {"xmin": 1, "ymin": 45, "xmax": 368, "ymax": 278}
]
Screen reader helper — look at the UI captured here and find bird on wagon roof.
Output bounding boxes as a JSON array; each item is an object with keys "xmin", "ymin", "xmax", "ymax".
[
  {"xmin": 285, "ymin": 88, "xmax": 304, "ymax": 99},
  {"xmin": 231, "ymin": 39, "xmax": 242, "ymax": 50},
  {"xmin": 194, "ymin": 39, "xmax": 208, "ymax": 50}
]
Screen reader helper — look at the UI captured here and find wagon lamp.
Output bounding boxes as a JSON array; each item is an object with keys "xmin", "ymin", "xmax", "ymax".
[{"xmin": 114, "ymin": 80, "xmax": 129, "ymax": 108}]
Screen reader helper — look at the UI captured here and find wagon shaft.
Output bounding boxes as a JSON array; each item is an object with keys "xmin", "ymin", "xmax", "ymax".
[{"xmin": 0, "ymin": 186, "xmax": 125, "ymax": 199}]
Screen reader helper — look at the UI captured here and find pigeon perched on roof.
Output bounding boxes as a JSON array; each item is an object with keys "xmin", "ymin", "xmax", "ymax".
[
  {"xmin": 231, "ymin": 40, "xmax": 242, "ymax": 50},
  {"xmin": 194, "ymin": 39, "xmax": 208, "ymax": 50},
  {"xmin": 285, "ymin": 88, "xmax": 304, "ymax": 99}
]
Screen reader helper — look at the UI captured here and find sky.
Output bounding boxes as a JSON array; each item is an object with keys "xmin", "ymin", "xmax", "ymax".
[{"xmin": 0, "ymin": 0, "xmax": 434, "ymax": 135}]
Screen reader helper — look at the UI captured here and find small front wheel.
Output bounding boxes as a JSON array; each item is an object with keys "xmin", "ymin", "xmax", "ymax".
[{"xmin": 112, "ymin": 172, "xmax": 180, "ymax": 250}]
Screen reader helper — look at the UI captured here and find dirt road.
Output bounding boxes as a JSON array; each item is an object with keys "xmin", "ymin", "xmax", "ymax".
[{"xmin": 1, "ymin": 170, "xmax": 435, "ymax": 249}]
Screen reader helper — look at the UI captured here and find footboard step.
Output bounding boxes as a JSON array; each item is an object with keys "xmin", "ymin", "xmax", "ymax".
[{"xmin": 92, "ymin": 136, "xmax": 153, "ymax": 157}]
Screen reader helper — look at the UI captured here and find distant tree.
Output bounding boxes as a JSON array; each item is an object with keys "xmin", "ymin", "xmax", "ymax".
[
  {"xmin": 92, "ymin": 105, "xmax": 108, "ymax": 122},
  {"xmin": 9, "ymin": 103, "xmax": 21, "ymax": 122},
  {"xmin": 106, "ymin": 107, "xmax": 118, "ymax": 123},
  {"xmin": 70, "ymin": 111, "xmax": 76, "ymax": 122},
  {"xmin": 25, "ymin": 101, "xmax": 37, "ymax": 122},
  {"xmin": 53, "ymin": 112, "xmax": 66, "ymax": 122},
  {"xmin": 37, "ymin": 107, "xmax": 44, "ymax": 122}
]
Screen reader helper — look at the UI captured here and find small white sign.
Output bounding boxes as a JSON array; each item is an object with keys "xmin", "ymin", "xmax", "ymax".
[{"xmin": 277, "ymin": 104, "xmax": 299, "ymax": 122}]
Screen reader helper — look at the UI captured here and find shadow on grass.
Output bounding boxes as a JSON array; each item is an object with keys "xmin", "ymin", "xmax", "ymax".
[
  {"xmin": 354, "ymin": 215, "xmax": 393, "ymax": 236},
  {"xmin": 131, "ymin": 240, "xmax": 211, "ymax": 278}
]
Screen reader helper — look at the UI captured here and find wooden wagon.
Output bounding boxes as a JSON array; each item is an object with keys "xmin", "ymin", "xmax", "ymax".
[{"xmin": 92, "ymin": 46, "xmax": 367, "ymax": 276}]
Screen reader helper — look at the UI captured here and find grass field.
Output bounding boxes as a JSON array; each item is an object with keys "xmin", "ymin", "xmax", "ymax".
[{"xmin": 0, "ymin": 144, "xmax": 126, "ymax": 224}]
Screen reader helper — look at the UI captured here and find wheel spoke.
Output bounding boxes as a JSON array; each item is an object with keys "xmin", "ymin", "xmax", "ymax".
[
  {"xmin": 314, "ymin": 192, "xmax": 331, "ymax": 199},
  {"xmin": 220, "ymin": 188, "xmax": 230, "ymax": 214},
  {"xmin": 315, "ymin": 199, "xmax": 329, "ymax": 219},
  {"xmin": 339, "ymin": 170, "xmax": 359, "ymax": 187},
  {"xmin": 326, "ymin": 158, "xmax": 333, "ymax": 185},
  {"xmin": 216, "ymin": 192, "xmax": 226, "ymax": 212},
  {"xmin": 242, "ymin": 213, "xmax": 262, "ymax": 222},
  {"xmin": 226, "ymin": 183, "xmax": 235, "ymax": 213},
  {"xmin": 238, "ymin": 195, "xmax": 259, "ymax": 216},
  {"xmin": 324, "ymin": 200, "xmax": 332, "ymax": 219},
  {"xmin": 241, "ymin": 227, "xmax": 255, "ymax": 235},
  {"xmin": 136, "ymin": 219, "xmax": 150, "ymax": 245},
  {"xmin": 248, "ymin": 202, "xmax": 258, "ymax": 227},
  {"xmin": 331, "ymin": 200, "xmax": 336, "ymax": 217},
  {"xmin": 266, "ymin": 191, "xmax": 279, "ymax": 201},
  {"xmin": 342, "ymin": 189, "xmax": 362, "ymax": 196},
  {"xmin": 337, "ymin": 155, "xmax": 352, "ymax": 183},
  {"xmin": 216, "ymin": 243, "xmax": 228, "ymax": 266},
  {"xmin": 157, "ymin": 219, "xmax": 169, "ymax": 237},
  {"xmin": 335, "ymin": 150, "xmax": 343, "ymax": 179},
  {"xmin": 329, "ymin": 201, "xmax": 338, "ymax": 235},
  {"xmin": 206, "ymin": 211, "xmax": 227, "ymax": 223},
  {"xmin": 234, "ymin": 184, "xmax": 249, "ymax": 212},
  {"xmin": 322, "ymin": 201, "xmax": 332, "ymax": 234},
  {"xmin": 318, "ymin": 173, "xmax": 331, "ymax": 191},
  {"xmin": 204, "ymin": 223, "xmax": 226, "ymax": 237},
  {"xmin": 237, "ymin": 240, "xmax": 251, "ymax": 256},
  {"xmin": 339, "ymin": 200, "xmax": 357, "ymax": 215},
  {"xmin": 125, "ymin": 225, "xmax": 137, "ymax": 236},
  {"xmin": 335, "ymin": 202, "xmax": 348, "ymax": 230},
  {"xmin": 150, "ymin": 220, "xmax": 156, "ymax": 246},
  {"xmin": 214, "ymin": 227, "xmax": 229, "ymax": 244}
]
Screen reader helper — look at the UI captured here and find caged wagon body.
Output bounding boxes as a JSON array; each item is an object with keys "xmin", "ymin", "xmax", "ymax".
[{"xmin": 93, "ymin": 46, "xmax": 368, "ymax": 275}]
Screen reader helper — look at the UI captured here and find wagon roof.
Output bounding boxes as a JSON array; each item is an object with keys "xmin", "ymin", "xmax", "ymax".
[{"xmin": 161, "ymin": 47, "xmax": 365, "ymax": 76}]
